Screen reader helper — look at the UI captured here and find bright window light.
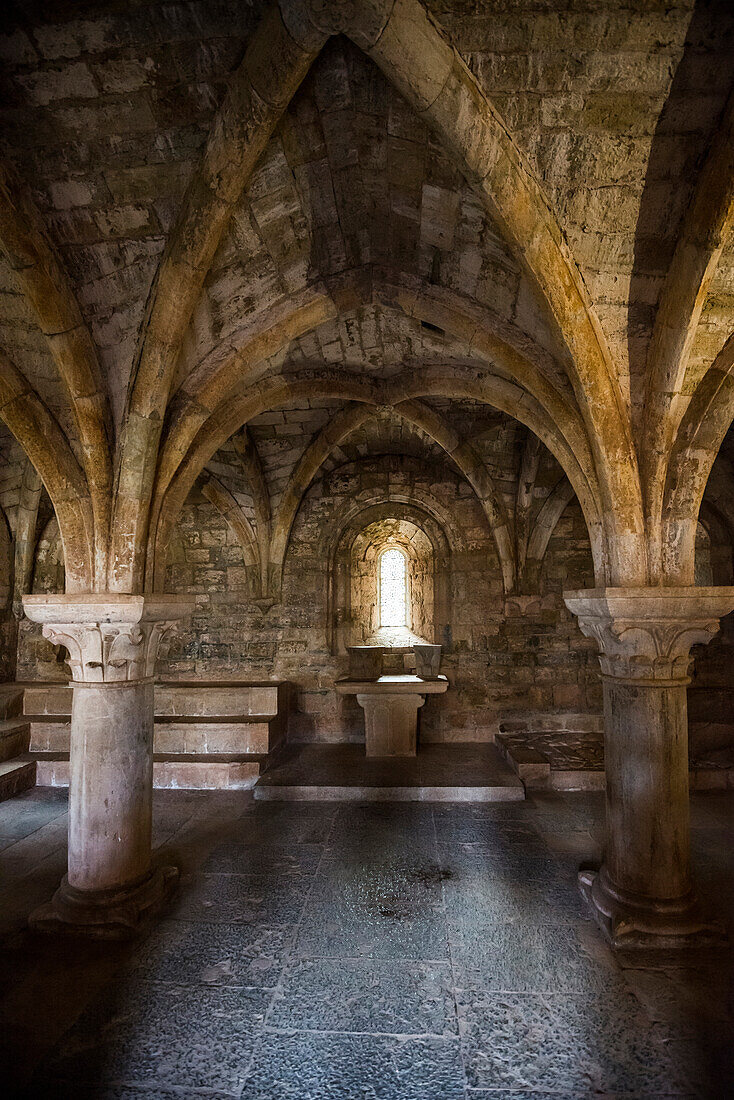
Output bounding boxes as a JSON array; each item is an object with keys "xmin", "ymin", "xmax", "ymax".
[{"xmin": 379, "ymin": 547, "xmax": 407, "ymax": 627}]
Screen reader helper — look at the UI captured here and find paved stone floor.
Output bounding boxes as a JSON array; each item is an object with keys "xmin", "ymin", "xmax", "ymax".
[{"xmin": 0, "ymin": 786, "xmax": 732, "ymax": 1098}]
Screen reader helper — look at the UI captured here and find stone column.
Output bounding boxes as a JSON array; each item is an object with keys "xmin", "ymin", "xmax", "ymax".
[
  {"xmin": 564, "ymin": 587, "xmax": 734, "ymax": 947},
  {"xmin": 23, "ymin": 593, "xmax": 194, "ymax": 937}
]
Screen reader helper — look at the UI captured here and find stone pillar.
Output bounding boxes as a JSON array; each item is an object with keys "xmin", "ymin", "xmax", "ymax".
[
  {"xmin": 564, "ymin": 587, "xmax": 734, "ymax": 947},
  {"xmin": 23, "ymin": 594, "xmax": 194, "ymax": 937}
]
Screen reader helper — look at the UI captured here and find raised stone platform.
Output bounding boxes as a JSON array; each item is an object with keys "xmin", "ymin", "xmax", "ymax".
[{"xmin": 254, "ymin": 742, "xmax": 525, "ymax": 801}]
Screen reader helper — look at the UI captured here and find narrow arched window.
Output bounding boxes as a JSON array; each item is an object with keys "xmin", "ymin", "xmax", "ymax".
[{"xmin": 379, "ymin": 547, "xmax": 407, "ymax": 627}]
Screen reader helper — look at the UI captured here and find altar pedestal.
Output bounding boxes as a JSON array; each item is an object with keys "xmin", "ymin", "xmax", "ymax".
[{"xmin": 336, "ymin": 674, "xmax": 448, "ymax": 756}]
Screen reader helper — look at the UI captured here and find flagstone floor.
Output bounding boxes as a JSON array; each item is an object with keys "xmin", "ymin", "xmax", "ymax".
[{"xmin": 0, "ymin": 785, "xmax": 732, "ymax": 1098}]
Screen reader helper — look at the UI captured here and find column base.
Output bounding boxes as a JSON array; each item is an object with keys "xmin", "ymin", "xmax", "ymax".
[
  {"xmin": 29, "ymin": 865, "xmax": 179, "ymax": 940},
  {"xmin": 578, "ymin": 867, "xmax": 725, "ymax": 949}
]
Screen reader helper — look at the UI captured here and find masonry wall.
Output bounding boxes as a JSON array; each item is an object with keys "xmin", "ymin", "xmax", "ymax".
[
  {"xmin": 146, "ymin": 455, "xmax": 601, "ymax": 744},
  {"xmin": 13, "ymin": 453, "xmax": 734, "ymax": 751}
]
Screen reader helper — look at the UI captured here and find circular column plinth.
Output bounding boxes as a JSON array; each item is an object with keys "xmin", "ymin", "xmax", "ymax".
[
  {"xmin": 578, "ymin": 867, "xmax": 724, "ymax": 949},
  {"xmin": 30, "ymin": 865, "xmax": 180, "ymax": 940}
]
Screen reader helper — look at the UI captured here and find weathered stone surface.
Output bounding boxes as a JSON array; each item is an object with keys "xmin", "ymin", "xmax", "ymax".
[
  {"xmin": 337, "ymin": 673, "xmax": 448, "ymax": 756},
  {"xmin": 21, "ymin": 593, "xmax": 194, "ymax": 935},
  {"xmin": 0, "ymin": 0, "xmax": 731, "ymax": 968},
  {"xmin": 565, "ymin": 586, "xmax": 734, "ymax": 947}
]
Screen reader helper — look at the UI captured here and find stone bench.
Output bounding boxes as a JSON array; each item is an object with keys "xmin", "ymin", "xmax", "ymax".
[{"xmin": 17, "ymin": 680, "xmax": 289, "ymax": 790}]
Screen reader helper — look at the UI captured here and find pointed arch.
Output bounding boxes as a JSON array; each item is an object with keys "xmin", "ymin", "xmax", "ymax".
[
  {"xmin": 268, "ymin": 403, "xmax": 374, "ymax": 583},
  {"xmin": 642, "ymin": 89, "xmax": 734, "ymax": 575},
  {"xmin": 395, "ymin": 399, "xmax": 515, "ymax": 590},
  {"xmin": 110, "ymin": 0, "xmax": 646, "ymax": 592},
  {"xmin": 147, "ymin": 372, "xmax": 381, "ymax": 589},
  {"xmin": 152, "ymin": 275, "xmax": 598, "ymax": 556},
  {"xmin": 0, "ymin": 348, "xmax": 94, "ymax": 590},
  {"xmin": 268, "ymin": 398, "xmax": 516, "ymax": 595},
  {"xmin": 515, "ymin": 430, "xmax": 542, "ymax": 577},
  {"xmin": 200, "ymin": 476, "xmax": 261, "ymax": 596},
  {"xmin": 12, "ymin": 459, "xmax": 42, "ymax": 617},
  {"xmin": 231, "ymin": 427, "xmax": 272, "ymax": 595},
  {"xmin": 148, "ymin": 361, "xmax": 606, "ymax": 592},
  {"xmin": 662, "ymin": 333, "xmax": 734, "ymax": 583},
  {"xmin": 0, "ymin": 162, "xmax": 112, "ymax": 584},
  {"xmin": 111, "ymin": 5, "xmax": 325, "ymax": 592},
  {"xmin": 353, "ymin": 0, "xmax": 644, "ymax": 579},
  {"xmin": 524, "ymin": 478, "xmax": 576, "ymax": 591}
]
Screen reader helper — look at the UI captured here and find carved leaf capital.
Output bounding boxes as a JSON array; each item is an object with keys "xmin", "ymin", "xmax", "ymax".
[
  {"xmin": 565, "ymin": 587, "xmax": 734, "ymax": 684},
  {"xmin": 41, "ymin": 619, "xmax": 182, "ymax": 683}
]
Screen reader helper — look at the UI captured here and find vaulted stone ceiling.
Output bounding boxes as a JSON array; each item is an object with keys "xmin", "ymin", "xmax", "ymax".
[{"xmin": 0, "ymin": 0, "xmax": 732, "ymax": 596}]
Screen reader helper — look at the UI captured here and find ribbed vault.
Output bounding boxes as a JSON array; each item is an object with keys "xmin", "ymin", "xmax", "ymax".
[{"xmin": 0, "ymin": 0, "xmax": 730, "ymax": 598}]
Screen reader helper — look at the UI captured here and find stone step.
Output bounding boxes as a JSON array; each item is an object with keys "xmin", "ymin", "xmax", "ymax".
[
  {"xmin": 28, "ymin": 715, "xmax": 277, "ymax": 755},
  {"xmin": 154, "ymin": 719, "xmax": 275, "ymax": 755},
  {"xmin": 496, "ymin": 733, "xmax": 606, "ymax": 792},
  {"xmin": 156, "ymin": 682, "xmax": 287, "ymax": 720},
  {"xmin": 254, "ymin": 743, "xmax": 526, "ymax": 802},
  {"xmin": 495, "ymin": 738, "xmax": 550, "ymax": 786},
  {"xmin": 14, "ymin": 680, "xmax": 288, "ymax": 791},
  {"xmin": 497, "ymin": 733, "xmax": 734, "ymax": 792},
  {"xmin": 30, "ymin": 751, "xmax": 265, "ymax": 791},
  {"xmin": 0, "ymin": 757, "xmax": 36, "ymax": 802},
  {"xmin": 20, "ymin": 680, "xmax": 288, "ymax": 720},
  {"xmin": 21, "ymin": 683, "xmax": 70, "ymax": 717},
  {"xmin": 0, "ymin": 685, "xmax": 24, "ymax": 721},
  {"xmin": 0, "ymin": 718, "xmax": 31, "ymax": 762}
]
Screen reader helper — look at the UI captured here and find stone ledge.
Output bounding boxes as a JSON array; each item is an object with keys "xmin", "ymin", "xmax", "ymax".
[
  {"xmin": 498, "ymin": 730, "xmax": 734, "ymax": 791},
  {"xmin": 0, "ymin": 758, "xmax": 36, "ymax": 802},
  {"xmin": 32, "ymin": 751, "xmax": 266, "ymax": 791}
]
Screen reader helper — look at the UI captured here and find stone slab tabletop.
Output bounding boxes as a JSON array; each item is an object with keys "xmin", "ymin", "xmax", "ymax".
[{"xmin": 336, "ymin": 674, "xmax": 448, "ymax": 695}]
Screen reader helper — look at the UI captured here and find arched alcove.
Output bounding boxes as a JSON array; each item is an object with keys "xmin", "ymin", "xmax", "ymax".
[
  {"xmin": 328, "ymin": 501, "xmax": 453, "ymax": 658},
  {"xmin": 350, "ymin": 518, "xmax": 434, "ymax": 647}
]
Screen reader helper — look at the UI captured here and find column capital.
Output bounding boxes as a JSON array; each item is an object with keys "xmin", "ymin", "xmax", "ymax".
[
  {"xmin": 563, "ymin": 586, "xmax": 734, "ymax": 683},
  {"xmin": 22, "ymin": 594, "xmax": 194, "ymax": 684}
]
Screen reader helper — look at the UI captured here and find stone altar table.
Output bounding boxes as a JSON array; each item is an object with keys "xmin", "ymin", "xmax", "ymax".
[{"xmin": 336, "ymin": 674, "xmax": 448, "ymax": 757}]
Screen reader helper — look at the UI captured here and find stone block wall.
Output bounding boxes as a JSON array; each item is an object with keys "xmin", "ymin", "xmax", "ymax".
[
  {"xmin": 148, "ymin": 453, "xmax": 602, "ymax": 744},
  {"xmin": 12, "ymin": 431, "xmax": 732, "ymax": 753}
]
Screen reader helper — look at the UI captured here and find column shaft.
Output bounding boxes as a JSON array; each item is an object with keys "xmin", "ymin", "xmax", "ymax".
[
  {"xmin": 69, "ymin": 680, "xmax": 154, "ymax": 893},
  {"xmin": 22, "ymin": 593, "xmax": 193, "ymax": 937},
  {"xmin": 602, "ymin": 677, "xmax": 691, "ymax": 905}
]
